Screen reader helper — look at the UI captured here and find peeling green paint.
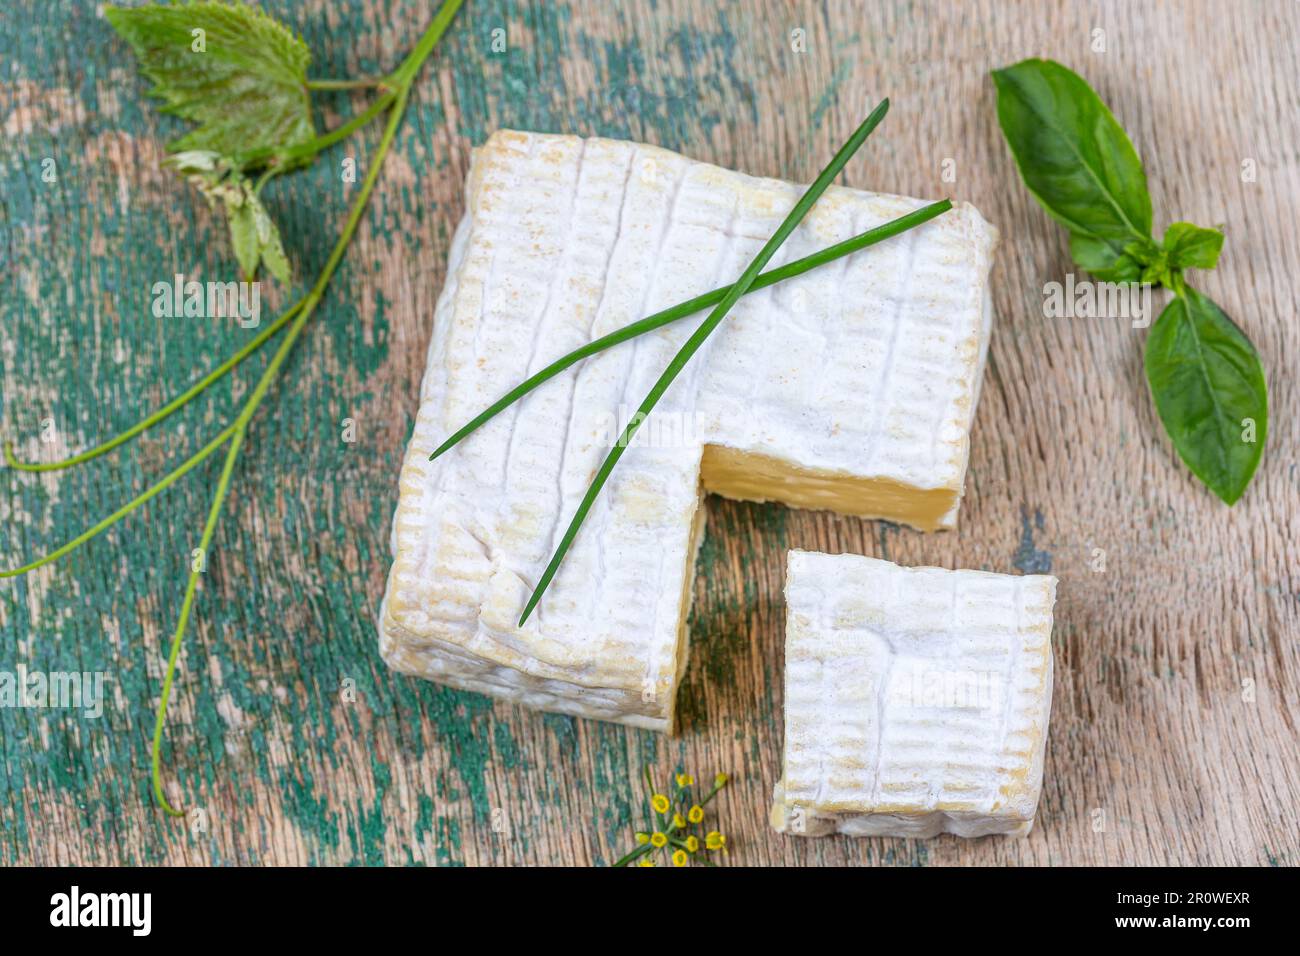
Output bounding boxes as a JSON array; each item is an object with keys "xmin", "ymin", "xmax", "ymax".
[
  {"xmin": 1013, "ymin": 506, "xmax": 1053, "ymax": 574},
  {"xmin": 3, "ymin": 0, "xmax": 838, "ymax": 866}
]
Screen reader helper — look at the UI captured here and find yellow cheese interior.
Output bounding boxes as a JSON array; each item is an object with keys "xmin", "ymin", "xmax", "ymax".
[{"xmin": 699, "ymin": 444, "xmax": 958, "ymax": 533}]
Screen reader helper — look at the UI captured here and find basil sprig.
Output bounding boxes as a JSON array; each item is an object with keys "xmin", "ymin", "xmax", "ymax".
[{"xmin": 992, "ymin": 58, "xmax": 1267, "ymax": 504}]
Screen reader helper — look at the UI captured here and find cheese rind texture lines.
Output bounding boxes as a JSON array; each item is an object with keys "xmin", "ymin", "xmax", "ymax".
[
  {"xmin": 771, "ymin": 551, "xmax": 1057, "ymax": 838},
  {"xmin": 380, "ymin": 130, "xmax": 999, "ymax": 730}
]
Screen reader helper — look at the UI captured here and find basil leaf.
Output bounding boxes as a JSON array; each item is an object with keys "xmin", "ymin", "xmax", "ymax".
[
  {"xmin": 1163, "ymin": 222, "xmax": 1224, "ymax": 271},
  {"xmin": 1144, "ymin": 286, "xmax": 1267, "ymax": 503},
  {"xmin": 1137, "ymin": 244, "xmax": 1174, "ymax": 287},
  {"xmin": 992, "ymin": 58, "xmax": 1153, "ymax": 275},
  {"xmin": 105, "ymin": 2, "xmax": 316, "ymax": 167},
  {"xmin": 1070, "ymin": 233, "xmax": 1145, "ymax": 282}
]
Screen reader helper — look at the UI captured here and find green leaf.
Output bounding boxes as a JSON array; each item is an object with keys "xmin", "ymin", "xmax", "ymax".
[
  {"xmin": 105, "ymin": 1, "xmax": 315, "ymax": 167},
  {"xmin": 219, "ymin": 178, "xmax": 291, "ymax": 284},
  {"xmin": 1136, "ymin": 245, "xmax": 1174, "ymax": 287},
  {"xmin": 226, "ymin": 192, "xmax": 260, "ymax": 279},
  {"xmin": 1163, "ymin": 221, "xmax": 1224, "ymax": 271},
  {"xmin": 992, "ymin": 58, "xmax": 1153, "ymax": 277},
  {"xmin": 254, "ymin": 203, "xmax": 293, "ymax": 286},
  {"xmin": 1069, "ymin": 234, "xmax": 1146, "ymax": 282},
  {"xmin": 1144, "ymin": 285, "xmax": 1267, "ymax": 504},
  {"xmin": 1139, "ymin": 259, "xmax": 1172, "ymax": 287},
  {"xmin": 162, "ymin": 150, "xmax": 291, "ymax": 284}
]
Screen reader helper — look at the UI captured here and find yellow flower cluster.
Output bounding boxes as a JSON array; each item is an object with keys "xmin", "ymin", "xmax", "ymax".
[{"xmin": 613, "ymin": 766, "xmax": 732, "ymax": 868}]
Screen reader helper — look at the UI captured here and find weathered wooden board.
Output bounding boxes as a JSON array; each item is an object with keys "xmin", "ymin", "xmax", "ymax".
[{"xmin": 1, "ymin": 0, "xmax": 1296, "ymax": 866}]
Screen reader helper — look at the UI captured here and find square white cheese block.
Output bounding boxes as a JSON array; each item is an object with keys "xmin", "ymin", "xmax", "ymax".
[
  {"xmin": 772, "ymin": 551, "xmax": 1056, "ymax": 838},
  {"xmin": 380, "ymin": 130, "xmax": 998, "ymax": 730}
]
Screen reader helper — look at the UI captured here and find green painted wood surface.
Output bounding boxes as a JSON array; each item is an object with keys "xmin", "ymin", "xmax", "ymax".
[{"xmin": 1, "ymin": 0, "xmax": 1297, "ymax": 865}]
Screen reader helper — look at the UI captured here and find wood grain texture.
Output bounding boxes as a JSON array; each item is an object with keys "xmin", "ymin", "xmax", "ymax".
[{"xmin": 1, "ymin": 0, "xmax": 1296, "ymax": 866}]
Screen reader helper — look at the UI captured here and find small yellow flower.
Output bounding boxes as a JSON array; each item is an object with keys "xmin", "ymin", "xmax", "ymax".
[
  {"xmin": 651, "ymin": 794, "xmax": 670, "ymax": 814},
  {"xmin": 650, "ymin": 831, "xmax": 668, "ymax": 848},
  {"xmin": 687, "ymin": 804, "xmax": 704, "ymax": 824},
  {"xmin": 635, "ymin": 832, "xmax": 650, "ymax": 845},
  {"xmin": 706, "ymin": 830, "xmax": 727, "ymax": 851},
  {"xmin": 672, "ymin": 813, "xmax": 686, "ymax": 829},
  {"xmin": 675, "ymin": 773, "xmax": 694, "ymax": 787},
  {"xmin": 672, "ymin": 849, "xmax": 689, "ymax": 867},
  {"xmin": 714, "ymin": 772, "xmax": 729, "ymax": 788},
  {"xmin": 638, "ymin": 857, "xmax": 655, "ymax": 867},
  {"xmin": 685, "ymin": 835, "xmax": 700, "ymax": 853}
]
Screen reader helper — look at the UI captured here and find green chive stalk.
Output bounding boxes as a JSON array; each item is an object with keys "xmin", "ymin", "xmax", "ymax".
[
  {"xmin": 429, "ymin": 199, "xmax": 951, "ymax": 462},
  {"xmin": 520, "ymin": 98, "xmax": 892, "ymax": 624}
]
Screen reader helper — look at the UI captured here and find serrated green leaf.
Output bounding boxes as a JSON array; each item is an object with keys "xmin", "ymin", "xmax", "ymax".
[
  {"xmin": 105, "ymin": 1, "xmax": 315, "ymax": 167},
  {"xmin": 992, "ymin": 58, "xmax": 1153, "ymax": 278},
  {"xmin": 1163, "ymin": 222, "xmax": 1224, "ymax": 271},
  {"xmin": 1144, "ymin": 286, "xmax": 1266, "ymax": 504}
]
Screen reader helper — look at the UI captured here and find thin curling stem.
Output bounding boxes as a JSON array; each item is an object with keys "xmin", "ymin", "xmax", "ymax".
[
  {"xmin": 1, "ymin": 423, "xmax": 239, "ymax": 578},
  {"xmin": 4, "ymin": 300, "xmax": 302, "ymax": 473}
]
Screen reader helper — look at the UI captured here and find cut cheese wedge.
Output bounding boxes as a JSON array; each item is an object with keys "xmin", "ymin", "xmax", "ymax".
[
  {"xmin": 772, "ymin": 551, "xmax": 1056, "ymax": 838},
  {"xmin": 380, "ymin": 130, "xmax": 998, "ymax": 730}
]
